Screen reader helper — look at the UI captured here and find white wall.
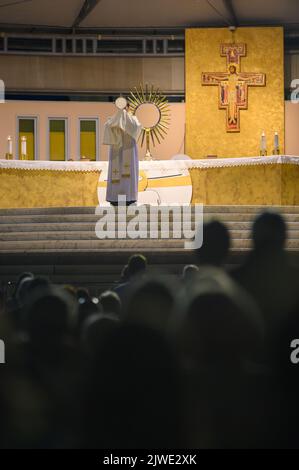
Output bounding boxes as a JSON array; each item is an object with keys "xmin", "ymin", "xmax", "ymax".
[
  {"xmin": 0, "ymin": 100, "xmax": 186, "ymax": 161},
  {"xmin": 0, "ymin": 100, "xmax": 298, "ymax": 160}
]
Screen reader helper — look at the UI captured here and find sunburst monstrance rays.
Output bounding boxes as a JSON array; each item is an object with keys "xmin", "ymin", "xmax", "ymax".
[{"xmin": 128, "ymin": 84, "xmax": 170, "ymax": 156}]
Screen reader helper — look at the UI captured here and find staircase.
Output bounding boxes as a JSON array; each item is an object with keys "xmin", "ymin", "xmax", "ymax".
[{"xmin": 1, "ymin": 205, "xmax": 299, "ymax": 294}]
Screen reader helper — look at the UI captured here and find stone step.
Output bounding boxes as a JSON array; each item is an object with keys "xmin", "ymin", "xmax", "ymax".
[
  {"xmin": 0, "ymin": 222, "xmax": 196, "ymax": 232},
  {"xmin": 1, "ymin": 220, "xmax": 299, "ymax": 233},
  {"xmin": 0, "ymin": 263, "xmax": 184, "ymax": 275},
  {"xmin": 1, "ymin": 229, "xmax": 299, "ymax": 242},
  {"xmin": 0, "ymin": 239, "xmax": 299, "ymax": 252},
  {"xmin": 0, "ymin": 251, "xmax": 198, "ymax": 293},
  {"xmin": 0, "ymin": 207, "xmax": 96, "ymax": 216},
  {"xmin": 0, "ymin": 273, "xmax": 120, "ymax": 283},
  {"xmin": 0, "ymin": 250, "xmax": 198, "ymax": 263},
  {"xmin": 1, "ymin": 212, "xmax": 299, "ymax": 225},
  {"xmin": 0, "ymin": 231, "xmax": 185, "ymax": 241},
  {"xmin": 0, "ymin": 239, "xmax": 186, "ymax": 251},
  {"xmin": 1, "ymin": 205, "xmax": 299, "ymax": 216},
  {"xmin": 0, "ymin": 247, "xmax": 199, "ymax": 254},
  {"xmin": 0, "ymin": 204, "xmax": 298, "ymax": 292},
  {"xmin": 0, "ymin": 238, "xmax": 298, "ymax": 252},
  {"xmin": 0, "ymin": 250, "xmax": 246, "ymax": 298}
]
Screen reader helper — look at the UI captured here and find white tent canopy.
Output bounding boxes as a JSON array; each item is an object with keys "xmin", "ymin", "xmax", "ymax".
[{"xmin": 0, "ymin": 0, "xmax": 298, "ymax": 30}]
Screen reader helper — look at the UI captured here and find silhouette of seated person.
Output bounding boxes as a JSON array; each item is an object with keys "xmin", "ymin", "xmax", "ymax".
[
  {"xmin": 17, "ymin": 286, "xmax": 81, "ymax": 448},
  {"xmin": 114, "ymin": 253, "xmax": 147, "ymax": 300},
  {"xmin": 124, "ymin": 277, "xmax": 175, "ymax": 333},
  {"xmin": 177, "ymin": 271, "xmax": 269, "ymax": 448},
  {"xmin": 99, "ymin": 290, "xmax": 121, "ymax": 317},
  {"xmin": 81, "ymin": 312, "xmax": 119, "ymax": 359},
  {"xmin": 196, "ymin": 220, "xmax": 230, "ymax": 268},
  {"xmin": 82, "ymin": 323, "xmax": 181, "ymax": 449},
  {"xmin": 182, "ymin": 264, "xmax": 199, "ymax": 283},
  {"xmin": 271, "ymin": 298, "xmax": 299, "ymax": 447},
  {"xmin": 231, "ymin": 211, "xmax": 299, "ymax": 346}
]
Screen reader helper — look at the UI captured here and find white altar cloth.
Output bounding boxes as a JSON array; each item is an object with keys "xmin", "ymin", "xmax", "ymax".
[{"xmin": 1, "ymin": 155, "xmax": 299, "ymax": 173}]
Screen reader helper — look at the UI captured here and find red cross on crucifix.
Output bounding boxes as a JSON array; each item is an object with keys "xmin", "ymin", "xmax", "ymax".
[{"xmin": 202, "ymin": 43, "xmax": 266, "ymax": 132}]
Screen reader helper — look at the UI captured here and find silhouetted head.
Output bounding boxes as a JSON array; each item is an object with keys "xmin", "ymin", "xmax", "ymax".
[
  {"xmin": 25, "ymin": 277, "xmax": 51, "ymax": 297},
  {"xmin": 182, "ymin": 264, "xmax": 199, "ymax": 281},
  {"xmin": 127, "ymin": 254, "xmax": 147, "ymax": 279},
  {"xmin": 14, "ymin": 277, "xmax": 51, "ymax": 327},
  {"xmin": 86, "ymin": 323, "xmax": 180, "ymax": 448},
  {"xmin": 177, "ymin": 270, "xmax": 263, "ymax": 367},
  {"xmin": 81, "ymin": 312, "xmax": 119, "ymax": 358},
  {"xmin": 24, "ymin": 286, "xmax": 77, "ymax": 348},
  {"xmin": 196, "ymin": 220, "xmax": 230, "ymax": 266},
  {"xmin": 99, "ymin": 290, "xmax": 121, "ymax": 316},
  {"xmin": 14, "ymin": 272, "xmax": 35, "ymax": 306},
  {"xmin": 253, "ymin": 211, "xmax": 286, "ymax": 252},
  {"xmin": 16, "ymin": 271, "xmax": 35, "ymax": 287},
  {"xmin": 124, "ymin": 277, "xmax": 175, "ymax": 332}
]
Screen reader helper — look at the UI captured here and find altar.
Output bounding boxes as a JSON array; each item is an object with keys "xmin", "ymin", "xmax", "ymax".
[{"xmin": 0, "ymin": 155, "xmax": 299, "ymax": 209}]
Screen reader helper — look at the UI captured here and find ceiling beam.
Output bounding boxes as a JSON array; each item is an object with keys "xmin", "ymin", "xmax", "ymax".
[
  {"xmin": 223, "ymin": 0, "xmax": 238, "ymax": 27},
  {"xmin": 72, "ymin": 0, "xmax": 102, "ymax": 29}
]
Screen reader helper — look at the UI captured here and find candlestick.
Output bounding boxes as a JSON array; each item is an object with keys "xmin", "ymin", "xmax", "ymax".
[
  {"xmin": 21, "ymin": 136, "xmax": 27, "ymax": 160},
  {"xmin": 8, "ymin": 136, "xmax": 12, "ymax": 154},
  {"xmin": 273, "ymin": 132, "xmax": 280, "ymax": 155},
  {"xmin": 5, "ymin": 135, "xmax": 13, "ymax": 159},
  {"xmin": 260, "ymin": 131, "xmax": 267, "ymax": 157}
]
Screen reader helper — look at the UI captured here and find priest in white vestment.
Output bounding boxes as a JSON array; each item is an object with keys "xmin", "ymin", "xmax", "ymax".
[{"xmin": 103, "ymin": 104, "xmax": 142, "ymax": 205}]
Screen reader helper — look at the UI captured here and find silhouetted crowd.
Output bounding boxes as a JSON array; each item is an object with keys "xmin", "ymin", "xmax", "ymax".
[{"xmin": 1, "ymin": 210, "xmax": 299, "ymax": 449}]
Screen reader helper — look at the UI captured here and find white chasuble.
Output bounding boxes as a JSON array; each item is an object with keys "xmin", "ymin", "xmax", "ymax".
[{"xmin": 103, "ymin": 109, "xmax": 142, "ymax": 203}]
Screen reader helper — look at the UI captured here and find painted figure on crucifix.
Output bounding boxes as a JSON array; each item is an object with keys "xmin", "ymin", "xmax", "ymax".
[{"xmin": 202, "ymin": 44, "xmax": 266, "ymax": 132}]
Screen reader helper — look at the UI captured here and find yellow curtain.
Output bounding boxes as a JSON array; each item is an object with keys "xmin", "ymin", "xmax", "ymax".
[
  {"xmin": 80, "ymin": 120, "xmax": 96, "ymax": 161},
  {"xmin": 18, "ymin": 119, "xmax": 35, "ymax": 160},
  {"xmin": 49, "ymin": 120, "xmax": 66, "ymax": 161}
]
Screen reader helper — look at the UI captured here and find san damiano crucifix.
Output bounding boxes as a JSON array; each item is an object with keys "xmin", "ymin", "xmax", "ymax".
[{"xmin": 202, "ymin": 43, "xmax": 266, "ymax": 132}]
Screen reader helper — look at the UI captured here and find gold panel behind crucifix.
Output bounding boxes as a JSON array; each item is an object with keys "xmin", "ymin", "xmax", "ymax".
[{"xmin": 202, "ymin": 43, "xmax": 266, "ymax": 132}]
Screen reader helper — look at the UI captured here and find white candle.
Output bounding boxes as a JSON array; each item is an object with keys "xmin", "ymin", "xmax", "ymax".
[
  {"xmin": 274, "ymin": 132, "xmax": 279, "ymax": 152},
  {"xmin": 21, "ymin": 136, "xmax": 27, "ymax": 156},
  {"xmin": 7, "ymin": 136, "xmax": 12, "ymax": 154},
  {"xmin": 260, "ymin": 132, "xmax": 267, "ymax": 153}
]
